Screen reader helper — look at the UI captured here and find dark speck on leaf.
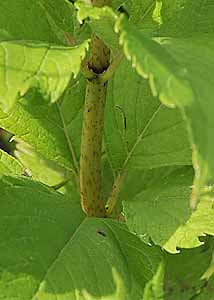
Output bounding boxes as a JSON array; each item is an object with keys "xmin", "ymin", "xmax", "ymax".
[{"xmin": 97, "ymin": 230, "xmax": 106, "ymax": 237}]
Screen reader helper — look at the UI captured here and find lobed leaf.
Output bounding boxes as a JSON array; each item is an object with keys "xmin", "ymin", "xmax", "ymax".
[
  {"xmin": 0, "ymin": 76, "xmax": 85, "ymax": 172},
  {"xmin": 116, "ymin": 15, "xmax": 214, "ymax": 207},
  {"xmin": 0, "ymin": 40, "xmax": 89, "ymax": 111}
]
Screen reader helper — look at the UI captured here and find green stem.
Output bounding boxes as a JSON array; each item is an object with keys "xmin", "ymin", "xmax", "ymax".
[
  {"xmin": 105, "ymin": 172, "xmax": 126, "ymax": 217},
  {"xmin": 80, "ymin": 9, "xmax": 110, "ymax": 216},
  {"xmin": 80, "ymin": 78, "xmax": 107, "ymax": 216}
]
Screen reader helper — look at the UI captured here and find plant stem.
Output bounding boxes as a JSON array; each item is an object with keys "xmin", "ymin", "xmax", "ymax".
[
  {"xmin": 80, "ymin": 78, "xmax": 108, "ymax": 216},
  {"xmin": 80, "ymin": 2, "xmax": 110, "ymax": 216},
  {"xmin": 105, "ymin": 172, "xmax": 126, "ymax": 217}
]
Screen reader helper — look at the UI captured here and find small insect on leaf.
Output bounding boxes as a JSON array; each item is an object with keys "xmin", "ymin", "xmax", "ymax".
[{"xmin": 96, "ymin": 230, "xmax": 106, "ymax": 237}]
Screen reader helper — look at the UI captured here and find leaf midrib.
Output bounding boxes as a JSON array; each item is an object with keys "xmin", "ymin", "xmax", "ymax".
[
  {"xmin": 120, "ymin": 103, "xmax": 162, "ymax": 174},
  {"xmin": 31, "ymin": 217, "xmax": 87, "ymax": 300}
]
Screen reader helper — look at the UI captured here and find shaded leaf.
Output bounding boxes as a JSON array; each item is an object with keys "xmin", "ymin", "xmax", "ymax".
[
  {"xmin": 202, "ymin": 251, "xmax": 214, "ymax": 281},
  {"xmin": 0, "ymin": 175, "xmax": 162, "ymax": 300},
  {"xmin": 0, "ymin": 0, "xmax": 74, "ymax": 44},
  {"xmin": 14, "ymin": 139, "xmax": 72, "ymax": 190},
  {"xmin": 0, "ymin": 149, "xmax": 24, "ymax": 175},
  {"xmin": 123, "ymin": 166, "xmax": 214, "ymax": 253},
  {"xmin": 195, "ymin": 277, "xmax": 214, "ymax": 300},
  {"xmin": 82, "ymin": 268, "xmax": 126, "ymax": 300},
  {"xmin": 0, "ymin": 175, "xmax": 84, "ymax": 300},
  {"xmin": 112, "ymin": 1, "xmax": 128, "ymax": 10},
  {"xmin": 164, "ymin": 239, "xmax": 214, "ymax": 300},
  {"xmin": 144, "ymin": 261, "xmax": 165, "ymax": 300}
]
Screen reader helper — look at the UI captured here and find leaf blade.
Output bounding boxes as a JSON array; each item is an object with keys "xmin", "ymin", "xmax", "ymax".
[
  {"xmin": 122, "ymin": 166, "xmax": 214, "ymax": 253},
  {"xmin": 0, "ymin": 40, "xmax": 89, "ymax": 111},
  {"xmin": 116, "ymin": 15, "xmax": 214, "ymax": 206},
  {"xmin": 0, "ymin": 176, "xmax": 162, "ymax": 300}
]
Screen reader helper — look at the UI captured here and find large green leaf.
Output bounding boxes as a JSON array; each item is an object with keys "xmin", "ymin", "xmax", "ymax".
[
  {"xmin": 116, "ymin": 15, "xmax": 214, "ymax": 207},
  {"xmin": 0, "ymin": 40, "xmax": 89, "ymax": 111},
  {"xmin": 0, "ymin": 0, "xmax": 88, "ymax": 176},
  {"xmin": 104, "ymin": 59, "xmax": 191, "ymax": 175},
  {"xmin": 122, "ymin": 166, "xmax": 214, "ymax": 253},
  {"xmin": 0, "ymin": 0, "xmax": 74, "ymax": 44},
  {"xmin": 0, "ymin": 76, "xmax": 85, "ymax": 172},
  {"xmin": 0, "ymin": 176, "xmax": 161, "ymax": 300}
]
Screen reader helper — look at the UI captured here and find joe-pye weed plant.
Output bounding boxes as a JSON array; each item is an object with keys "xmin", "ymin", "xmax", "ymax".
[{"xmin": 0, "ymin": 0, "xmax": 214, "ymax": 299}]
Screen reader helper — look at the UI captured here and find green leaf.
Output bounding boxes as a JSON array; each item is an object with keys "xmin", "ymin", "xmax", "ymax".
[
  {"xmin": 202, "ymin": 250, "xmax": 214, "ymax": 281},
  {"xmin": 0, "ymin": 175, "xmax": 84, "ymax": 300},
  {"xmin": 0, "ymin": 149, "xmax": 24, "ymax": 175},
  {"xmin": 34, "ymin": 219, "xmax": 161, "ymax": 300},
  {"xmin": 13, "ymin": 138, "xmax": 80, "ymax": 198},
  {"xmin": 123, "ymin": 166, "xmax": 214, "ymax": 253},
  {"xmin": 76, "ymin": 1, "xmax": 119, "ymax": 51},
  {"xmin": 124, "ymin": 0, "xmax": 162, "ymax": 36},
  {"xmin": 0, "ymin": 0, "xmax": 75, "ymax": 44},
  {"xmin": 164, "ymin": 239, "xmax": 214, "ymax": 300},
  {"xmin": 0, "ymin": 76, "xmax": 85, "ymax": 172},
  {"xmin": 143, "ymin": 261, "xmax": 165, "ymax": 300},
  {"xmin": 104, "ymin": 59, "xmax": 192, "ymax": 175},
  {"xmin": 0, "ymin": 40, "xmax": 89, "ymax": 111},
  {"xmin": 126, "ymin": 0, "xmax": 214, "ymax": 37},
  {"xmin": 0, "ymin": 175, "xmax": 162, "ymax": 300},
  {"xmin": 14, "ymin": 139, "xmax": 72, "ymax": 190},
  {"xmin": 195, "ymin": 277, "xmax": 214, "ymax": 300},
  {"xmin": 112, "ymin": 1, "xmax": 128, "ymax": 10},
  {"xmin": 82, "ymin": 268, "xmax": 127, "ymax": 300},
  {"xmin": 116, "ymin": 15, "xmax": 214, "ymax": 207},
  {"xmin": 115, "ymin": 16, "xmax": 194, "ymax": 108}
]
